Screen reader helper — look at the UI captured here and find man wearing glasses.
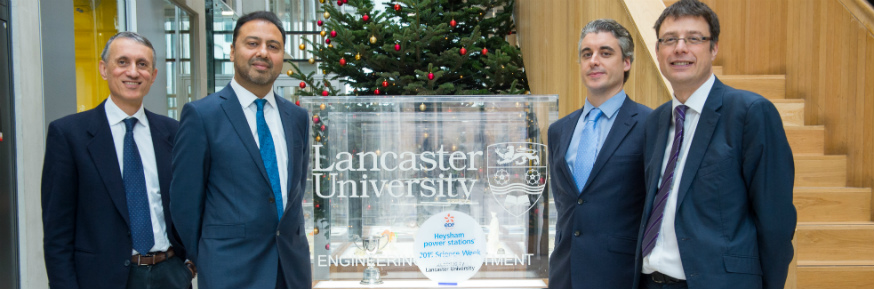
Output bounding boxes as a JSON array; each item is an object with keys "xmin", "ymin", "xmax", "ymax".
[{"xmin": 633, "ymin": 0, "xmax": 796, "ymax": 288}]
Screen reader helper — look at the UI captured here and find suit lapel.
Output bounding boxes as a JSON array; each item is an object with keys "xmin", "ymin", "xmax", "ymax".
[
  {"xmin": 276, "ymin": 95, "xmax": 298, "ymax": 216},
  {"xmin": 146, "ymin": 111, "xmax": 174, "ymax": 228},
  {"xmin": 86, "ymin": 101, "xmax": 130, "ymax": 226},
  {"xmin": 676, "ymin": 79, "xmax": 725, "ymax": 208},
  {"xmin": 554, "ymin": 109, "xmax": 582, "ymax": 195},
  {"xmin": 583, "ymin": 97, "xmax": 639, "ymax": 192},
  {"xmin": 219, "ymin": 85, "xmax": 272, "ymax": 185}
]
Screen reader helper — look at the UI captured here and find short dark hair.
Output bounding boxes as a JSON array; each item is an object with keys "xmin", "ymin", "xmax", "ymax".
[
  {"xmin": 232, "ymin": 11, "xmax": 287, "ymax": 46},
  {"xmin": 579, "ymin": 19, "xmax": 635, "ymax": 83},
  {"xmin": 654, "ymin": 0, "xmax": 720, "ymax": 49},
  {"xmin": 101, "ymin": 31, "xmax": 156, "ymax": 68}
]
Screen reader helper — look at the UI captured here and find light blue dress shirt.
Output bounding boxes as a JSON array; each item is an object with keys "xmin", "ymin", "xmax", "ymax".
[{"xmin": 565, "ymin": 90, "xmax": 626, "ymax": 173}]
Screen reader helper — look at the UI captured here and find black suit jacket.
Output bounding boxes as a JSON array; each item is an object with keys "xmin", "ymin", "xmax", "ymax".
[
  {"xmin": 42, "ymin": 101, "xmax": 185, "ymax": 289},
  {"xmin": 547, "ymin": 96, "xmax": 651, "ymax": 289}
]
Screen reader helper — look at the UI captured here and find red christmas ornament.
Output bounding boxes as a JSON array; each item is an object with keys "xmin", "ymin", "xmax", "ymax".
[
  {"xmin": 394, "ymin": 44, "xmax": 401, "ymax": 51},
  {"xmin": 325, "ymin": 38, "xmax": 331, "ymax": 44},
  {"xmin": 330, "ymin": 30, "xmax": 337, "ymax": 38},
  {"xmin": 374, "ymin": 88, "xmax": 381, "ymax": 95},
  {"xmin": 315, "ymin": 203, "xmax": 320, "ymax": 208},
  {"xmin": 339, "ymin": 57, "xmax": 346, "ymax": 66},
  {"xmin": 342, "ymin": 0, "xmax": 347, "ymax": 3},
  {"xmin": 450, "ymin": 19, "xmax": 457, "ymax": 28},
  {"xmin": 325, "ymin": 244, "xmax": 330, "ymax": 250},
  {"xmin": 362, "ymin": 14, "xmax": 370, "ymax": 22},
  {"xmin": 394, "ymin": 4, "xmax": 401, "ymax": 11},
  {"xmin": 317, "ymin": 20, "xmax": 323, "ymax": 26},
  {"xmin": 321, "ymin": 125, "xmax": 326, "ymax": 131},
  {"xmin": 460, "ymin": 47, "xmax": 467, "ymax": 55},
  {"xmin": 428, "ymin": 72, "xmax": 434, "ymax": 80},
  {"xmin": 337, "ymin": 0, "xmax": 342, "ymax": 5},
  {"xmin": 322, "ymin": 90, "xmax": 329, "ymax": 96},
  {"xmin": 482, "ymin": 48, "xmax": 488, "ymax": 55},
  {"xmin": 382, "ymin": 80, "xmax": 388, "ymax": 87},
  {"xmin": 299, "ymin": 82, "xmax": 306, "ymax": 89},
  {"xmin": 295, "ymin": 100, "xmax": 300, "ymax": 106},
  {"xmin": 313, "ymin": 115, "xmax": 320, "ymax": 123}
]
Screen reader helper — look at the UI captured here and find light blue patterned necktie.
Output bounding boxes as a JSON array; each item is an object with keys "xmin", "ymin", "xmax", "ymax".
[
  {"xmin": 572, "ymin": 108, "xmax": 602, "ymax": 193},
  {"xmin": 122, "ymin": 118, "xmax": 155, "ymax": 255},
  {"xmin": 255, "ymin": 99, "xmax": 284, "ymax": 220}
]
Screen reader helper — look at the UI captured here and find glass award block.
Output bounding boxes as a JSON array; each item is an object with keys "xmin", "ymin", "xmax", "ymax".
[{"xmin": 300, "ymin": 95, "xmax": 558, "ymax": 282}]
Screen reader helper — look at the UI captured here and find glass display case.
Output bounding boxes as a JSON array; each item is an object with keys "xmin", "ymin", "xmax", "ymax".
[{"xmin": 300, "ymin": 95, "xmax": 559, "ymax": 282}]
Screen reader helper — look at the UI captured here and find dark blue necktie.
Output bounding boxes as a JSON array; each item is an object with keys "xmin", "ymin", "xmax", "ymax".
[
  {"xmin": 123, "ymin": 118, "xmax": 155, "ymax": 255},
  {"xmin": 255, "ymin": 99, "xmax": 284, "ymax": 220},
  {"xmin": 572, "ymin": 108, "xmax": 602, "ymax": 193},
  {"xmin": 641, "ymin": 105, "xmax": 688, "ymax": 257}
]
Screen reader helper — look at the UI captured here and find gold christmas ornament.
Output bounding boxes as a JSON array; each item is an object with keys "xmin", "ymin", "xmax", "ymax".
[
  {"xmin": 308, "ymin": 58, "xmax": 316, "ymax": 64},
  {"xmin": 320, "ymin": 104, "xmax": 326, "ymax": 110},
  {"xmin": 324, "ymin": 12, "xmax": 330, "ymax": 19},
  {"xmin": 320, "ymin": 30, "xmax": 326, "ymax": 37},
  {"xmin": 286, "ymin": 69, "xmax": 294, "ymax": 76},
  {"xmin": 328, "ymin": 44, "xmax": 333, "ymax": 48},
  {"xmin": 299, "ymin": 43, "xmax": 305, "ymax": 50},
  {"xmin": 316, "ymin": 135, "xmax": 321, "ymax": 142},
  {"xmin": 420, "ymin": 103, "xmax": 426, "ymax": 111},
  {"xmin": 370, "ymin": 35, "xmax": 377, "ymax": 44},
  {"xmin": 319, "ymin": 0, "xmax": 325, "ymax": 3},
  {"xmin": 355, "ymin": 53, "xmax": 361, "ymax": 60},
  {"xmin": 313, "ymin": 227, "xmax": 320, "ymax": 234}
]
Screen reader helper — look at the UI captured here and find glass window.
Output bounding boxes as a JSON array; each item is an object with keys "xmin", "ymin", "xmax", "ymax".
[{"xmin": 164, "ymin": 0, "xmax": 192, "ymax": 119}]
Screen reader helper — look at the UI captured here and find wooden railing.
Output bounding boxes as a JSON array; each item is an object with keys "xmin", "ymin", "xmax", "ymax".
[{"xmin": 515, "ymin": 0, "xmax": 671, "ymax": 117}]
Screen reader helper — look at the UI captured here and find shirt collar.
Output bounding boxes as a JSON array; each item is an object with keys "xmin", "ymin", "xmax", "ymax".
[
  {"xmin": 231, "ymin": 78, "xmax": 277, "ymax": 110},
  {"xmin": 582, "ymin": 89, "xmax": 626, "ymax": 120},
  {"xmin": 672, "ymin": 74, "xmax": 715, "ymax": 117},
  {"xmin": 104, "ymin": 96, "xmax": 148, "ymax": 128}
]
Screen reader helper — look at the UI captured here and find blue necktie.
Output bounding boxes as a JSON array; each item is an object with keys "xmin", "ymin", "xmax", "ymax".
[
  {"xmin": 255, "ymin": 99, "xmax": 284, "ymax": 220},
  {"xmin": 122, "ymin": 118, "xmax": 155, "ymax": 255},
  {"xmin": 572, "ymin": 108, "xmax": 602, "ymax": 193},
  {"xmin": 641, "ymin": 105, "xmax": 688, "ymax": 257}
]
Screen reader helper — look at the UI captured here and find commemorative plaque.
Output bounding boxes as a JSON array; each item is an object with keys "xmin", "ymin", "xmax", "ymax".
[{"xmin": 300, "ymin": 95, "xmax": 558, "ymax": 285}]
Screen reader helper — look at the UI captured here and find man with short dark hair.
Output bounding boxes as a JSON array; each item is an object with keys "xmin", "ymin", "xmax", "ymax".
[
  {"xmin": 634, "ymin": 1, "xmax": 796, "ymax": 288},
  {"xmin": 171, "ymin": 11, "xmax": 312, "ymax": 289},
  {"xmin": 547, "ymin": 19, "xmax": 651, "ymax": 289},
  {"xmin": 42, "ymin": 31, "xmax": 193, "ymax": 289}
]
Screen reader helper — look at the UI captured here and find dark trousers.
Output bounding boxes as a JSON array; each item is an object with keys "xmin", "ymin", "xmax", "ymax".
[
  {"xmin": 276, "ymin": 261, "xmax": 287, "ymax": 289},
  {"xmin": 641, "ymin": 274, "xmax": 688, "ymax": 289},
  {"xmin": 126, "ymin": 255, "xmax": 192, "ymax": 289}
]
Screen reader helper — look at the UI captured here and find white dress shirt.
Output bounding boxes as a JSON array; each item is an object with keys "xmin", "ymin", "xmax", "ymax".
[
  {"xmin": 642, "ymin": 74, "xmax": 716, "ymax": 279},
  {"xmin": 105, "ymin": 97, "xmax": 171, "ymax": 255},
  {"xmin": 231, "ymin": 78, "xmax": 289, "ymax": 210}
]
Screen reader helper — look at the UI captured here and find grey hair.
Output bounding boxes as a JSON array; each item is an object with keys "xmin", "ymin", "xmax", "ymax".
[
  {"xmin": 578, "ymin": 19, "xmax": 635, "ymax": 82},
  {"xmin": 100, "ymin": 31, "xmax": 156, "ymax": 68}
]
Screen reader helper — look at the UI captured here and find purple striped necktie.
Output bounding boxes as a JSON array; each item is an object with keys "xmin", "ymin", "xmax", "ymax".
[{"xmin": 641, "ymin": 105, "xmax": 688, "ymax": 257}]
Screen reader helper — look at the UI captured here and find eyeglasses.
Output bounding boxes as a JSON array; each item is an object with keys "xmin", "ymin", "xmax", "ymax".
[{"xmin": 657, "ymin": 36, "xmax": 712, "ymax": 46}]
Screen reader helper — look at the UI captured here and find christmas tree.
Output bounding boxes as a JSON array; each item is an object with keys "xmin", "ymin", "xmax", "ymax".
[{"xmin": 287, "ymin": 0, "xmax": 529, "ymax": 96}]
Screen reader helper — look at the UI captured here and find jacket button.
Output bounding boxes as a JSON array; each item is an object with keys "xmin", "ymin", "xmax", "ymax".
[
  {"xmin": 276, "ymin": 230, "xmax": 281, "ymax": 236},
  {"xmin": 574, "ymin": 231, "xmax": 581, "ymax": 237},
  {"xmin": 577, "ymin": 199, "xmax": 584, "ymax": 205},
  {"xmin": 124, "ymin": 260, "xmax": 130, "ymax": 266},
  {"xmin": 269, "ymin": 198, "xmax": 275, "ymax": 204}
]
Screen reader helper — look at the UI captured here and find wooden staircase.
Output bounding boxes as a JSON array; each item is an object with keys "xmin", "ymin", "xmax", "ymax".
[{"xmin": 713, "ymin": 68, "xmax": 874, "ymax": 289}]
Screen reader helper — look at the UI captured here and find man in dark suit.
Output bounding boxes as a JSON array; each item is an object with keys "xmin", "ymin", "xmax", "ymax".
[
  {"xmin": 633, "ymin": 1, "xmax": 796, "ymax": 288},
  {"xmin": 170, "ymin": 11, "xmax": 311, "ymax": 289},
  {"xmin": 42, "ymin": 32, "xmax": 193, "ymax": 289},
  {"xmin": 547, "ymin": 19, "xmax": 652, "ymax": 289}
]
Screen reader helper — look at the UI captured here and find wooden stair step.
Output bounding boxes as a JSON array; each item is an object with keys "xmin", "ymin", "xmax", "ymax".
[
  {"xmin": 786, "ymin": 126, "xmax": 824, "ymax": 154},
  {"xmin": 794, "ymin": 155, "xmax": 847, "ymax": 187},
  {"xmin": 772, "ymin": 99, "xmax": 805, "ymax": 126},
  {"xmin": 796, "ymin": 222, "xmax": 874, "ymax": 263},
  {"xmin": 794, "ymin": 187, "xmax": 872, "ymax": 222},
  {"xmin": 796, "ymin": 265, "xmax": 874, "ymax": 289},
  {"xmin": 718, "ymin": 74, "xmax": 786, "ymax": 100}
]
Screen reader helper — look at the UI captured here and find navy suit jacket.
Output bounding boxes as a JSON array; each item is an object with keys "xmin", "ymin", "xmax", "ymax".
[
  {"xmin": 41, "ymin": 101, "xmax": 185, "ymax": 289},
  {"xmin": 548, "ymin": 96, "xmax": 651, "ymax": 289},
  {"xmin": 170, "ymin": 84, "xmax": 311, "ymax": 289},
  {"xmin": 633, "ymin": 78, "xmax": 796, "ymax": 289}
]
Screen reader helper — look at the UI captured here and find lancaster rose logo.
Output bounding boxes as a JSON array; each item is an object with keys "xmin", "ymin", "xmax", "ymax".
[{"xmin": 487, "ymin": 142, "xmax": 548, "ymax": 217}]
